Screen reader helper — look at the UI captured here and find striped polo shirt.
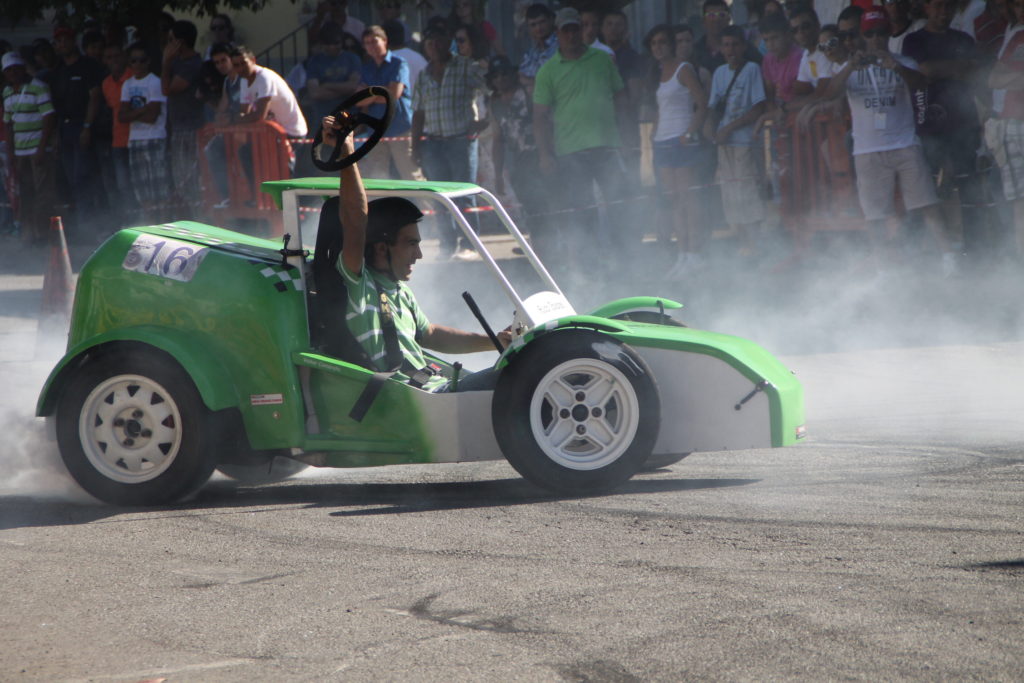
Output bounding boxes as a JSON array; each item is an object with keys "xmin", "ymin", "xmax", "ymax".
[
  {"xmin": 337, "ymin": 258, "xmax": 447, "ymax": 391},
  {"xmin": 2, "ymin": 78, "xmax": 55, "ymax": 156}
]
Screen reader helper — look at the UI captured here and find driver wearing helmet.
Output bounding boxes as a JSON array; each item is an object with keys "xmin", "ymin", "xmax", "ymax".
[{"xmin": 322, "ymin": 114, "xmax": 510, "ymax": 391}]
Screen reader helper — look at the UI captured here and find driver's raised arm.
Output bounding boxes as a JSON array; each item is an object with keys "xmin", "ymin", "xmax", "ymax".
[{"xmin": 324, "ymin": 115, "xmax": 368, "ymax": 276}]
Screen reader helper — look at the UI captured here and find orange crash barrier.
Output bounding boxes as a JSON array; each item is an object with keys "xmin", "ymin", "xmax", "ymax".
[
  {"xmin": 766, "ymin": 109, "xmax": 865, "ymax": 246},
  {"xmin": 197, "ymin": 120, "xmax": 293, "ymax": 237}
]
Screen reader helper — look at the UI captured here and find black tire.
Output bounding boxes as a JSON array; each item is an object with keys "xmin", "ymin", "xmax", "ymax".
[
  {"xmin": 55, "ymin": 351, "xmax": 218, "ymax": 506},
  {"xmin": 217, "ymin": 457, "xmax": 308, "ymax": 484},
  {"xmin": 492, "ymin": 331, "xmax": 660, "ymax": 495},
  {"xmin": 640, "ymin": 452, "xmax": 691, "ymax": 471}
]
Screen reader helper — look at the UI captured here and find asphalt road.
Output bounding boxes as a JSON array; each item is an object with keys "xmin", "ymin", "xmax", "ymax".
[{"xmin": 1, "ymin": 241, "xmax": 1023, "ymax": 681}]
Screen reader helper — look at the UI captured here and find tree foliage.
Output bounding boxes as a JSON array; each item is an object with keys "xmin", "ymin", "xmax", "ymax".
[{"xmin": 2, "ymin": 0, "xmax": 286, "ymax": 30}]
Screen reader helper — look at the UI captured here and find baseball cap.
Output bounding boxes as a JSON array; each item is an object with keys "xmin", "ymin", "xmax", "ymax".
[
  {"xmin": 2, "ymin": 52, "xmax": 24, "ymax": 70},
  {"xmin": 555, "ymin": 7, "xmax": 581, "ymax": 29},
  {"xmin": 860, "ymin": 7, "xmax": 889, "ymax": 32}
]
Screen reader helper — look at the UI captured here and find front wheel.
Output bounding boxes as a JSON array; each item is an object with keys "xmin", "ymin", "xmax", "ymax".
[
  {"xmin": 56, "ymin": 351, "xmax": 218, "ymax": 505},
  {"xmin": 492, "ymin": 331, "xmax": 660, "ymax": 495}
]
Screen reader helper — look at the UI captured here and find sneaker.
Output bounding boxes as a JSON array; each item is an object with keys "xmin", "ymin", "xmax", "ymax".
[
  {"xmin": 941, "ymin": 252, "xmax": 957, "ymax": 278},
  {"xmin": 451, "ymin": 248, "xmax": 481, "ymax": 262}
]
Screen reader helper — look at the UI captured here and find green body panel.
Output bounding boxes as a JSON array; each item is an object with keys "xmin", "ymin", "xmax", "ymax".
[
  {"xmin": 37, "ymin": 224, "xmax": 309, "ymax": 450},
  {"xmin": 293, "ymin": 352, "xmax": 434, "ymax": 464},
  {"xmin": 262, "ymin": 177, "xmax": 480, "ymax": 208},
  {"xmin": 500, "ymin": 315, "xmax": 804, "ymax": 448},
  {"xmin": 588, "ymin": 296, "xmax": 684, "ymax": 318}
]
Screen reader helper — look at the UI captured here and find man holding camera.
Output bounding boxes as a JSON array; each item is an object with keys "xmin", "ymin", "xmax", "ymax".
[{"xmin": 826, "ymin": 7, "xmax": 956, "ymax": 274}]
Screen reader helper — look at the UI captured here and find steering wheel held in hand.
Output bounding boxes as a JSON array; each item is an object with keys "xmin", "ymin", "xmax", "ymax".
[{"xmin": 311, "ymin": 86, "xmax": 395, "ymax": 171}]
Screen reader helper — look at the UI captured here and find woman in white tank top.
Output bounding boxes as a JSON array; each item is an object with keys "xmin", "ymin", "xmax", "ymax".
[{"xmin": 646, "ymin": 24, "xmax": 709, "ymax": 278}]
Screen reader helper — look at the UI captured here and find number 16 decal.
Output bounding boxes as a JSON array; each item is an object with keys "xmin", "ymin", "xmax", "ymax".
[{"xmin": 122, "ymin": 235, "xmax": 209, "ymax": 283}]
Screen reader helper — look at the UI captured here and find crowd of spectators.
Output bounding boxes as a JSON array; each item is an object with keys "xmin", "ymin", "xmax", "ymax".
[{"xmin": 2, "ymin": 0, "xmax": 1023, "ymax": 276}]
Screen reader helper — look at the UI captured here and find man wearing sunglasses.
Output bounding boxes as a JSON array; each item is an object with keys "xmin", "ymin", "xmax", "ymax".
[{"xmin": 826, "ymin": 7, "xmax": 957, "ymax": 275}]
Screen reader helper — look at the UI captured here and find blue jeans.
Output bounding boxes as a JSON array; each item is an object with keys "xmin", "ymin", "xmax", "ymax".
[
  {"xmin": 420, "ymin": 135, "xmax": 478, "ymax": 253},
  {"xmin": 59, "ymin": 119, "xmax": 99, "ymax": 238}
]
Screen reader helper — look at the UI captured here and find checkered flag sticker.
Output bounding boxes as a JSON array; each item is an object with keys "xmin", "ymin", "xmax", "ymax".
[{"xmin": 250, "ymin": 260, "xmax": 304, "ymax": 292}]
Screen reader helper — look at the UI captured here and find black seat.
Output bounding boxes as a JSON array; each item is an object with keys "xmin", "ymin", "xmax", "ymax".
[{"xmin": 308, "ymin": 196, "xmax": 373, "ymax": 367}]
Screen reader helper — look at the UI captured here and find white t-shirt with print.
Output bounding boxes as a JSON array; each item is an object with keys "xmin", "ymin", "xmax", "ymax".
[
  {"xmin": 239, "ymin": 66, "xmax": 308, "ymax": 137},
  {"xmin": 844, "ymin": 54, "xmax": 920, "ymax": 155},
  {"xmin": 796, "ymin": 49, "xmax": 837, "ymax": 87},
  {"xmin": 120, "ymin": 73, "xmax": 167, "ymax": 142}
]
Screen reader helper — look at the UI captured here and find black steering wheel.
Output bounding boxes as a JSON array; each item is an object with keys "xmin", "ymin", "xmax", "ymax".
[{"xmin": 310, "ymin": 86, "xmax": 395, "ymax": 171}]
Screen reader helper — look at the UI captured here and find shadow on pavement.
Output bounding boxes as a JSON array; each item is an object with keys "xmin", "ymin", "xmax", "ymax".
[{"xmin": 0, "ymin": 475, "xmax": 760, "ymax": 529}]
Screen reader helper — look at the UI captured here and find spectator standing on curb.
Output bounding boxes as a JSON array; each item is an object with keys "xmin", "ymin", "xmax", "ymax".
[
  {"xmin": 825, "ymin": 8, "xmax": 956, "ymax": 274},
  {"xmin": 2, "ymin": 52, "xmax": 55, "ymax": 246},
  {"xmin": 903, "ymin": 0, "xmax": 989, "ymax": 255},
  {"xmin": 309, "ymin": 0, "xmax": 366, "ymax": 49},
  {"xmin": 233, "ymin": 45, "xmax": 309, "ymax": 140},
  {"xmin": 887, "ymin": 0, "xmax": 928, "ymax": 52},
  {"xmin": 204, "ymin": 14, "xmax": 237, "ymax": 59},
  {"xmin": 100, "ymin": 42, "xmax": 134, "ymax": 226},
  {"xmin": 581, "ymin": 9, "xmax": 615, "ymax": 57},
  {"xmin": 986, "ymin": 0, "xmax": 1024, "ymax": 257},
  {"xmin": 449, "ymin": 0, "xmax": 504, "ymax": 56},
  {"xmin": 358, "ymin": 24, "xmax": 422, "ymax": 180},
  {"xmin": 120, "ymin": 43, "xmax": 167, "ymax": 224},
  {"xmin": 647, "ymin": 25, "xmax": 709, "ymax": 277},
  {"xmin": 603, "ymin": 11, "xmax": 647, "ymax": 173},
  {"xmin": 534, "ymin": 7, "xmax": 627, "ymax": 266},
  {"xmin": 708, "ymin": 26, "xmax": 768, "ymax": 257},
  {"xmin": 489, "ymin": 55, "xmax": 554, "ymax": 259},
  {"xmin": 305, "ymin": 22, "xmax": 362, "ymax": 122},
  {"xmin": 761, "ymin": 14, "xmax": 805, "ymax": 108},
  {"xmin": 696, "ymin": 0, "xmax": 762, "ymax": 74},
  {"xmin": 51, "ymin": 26, "xmax": 105, "ymax": 240},
  {"xmin": 790, "ymin": 6, "xmax": 833, "ymax": 99},
  {"xmin": 519, "ymin": 3, "xmax": 558, "ymax": 94},
  {"xmin": 383, "ymin": 20, "xmax": 426, "ymax": 97},
  {"xmin": 162, "ymin": 20, "xmax": 204, "ymax": 218},
  {"xmin": 411, "ymin": 23, "xmax": 486, "ymax": 260}
]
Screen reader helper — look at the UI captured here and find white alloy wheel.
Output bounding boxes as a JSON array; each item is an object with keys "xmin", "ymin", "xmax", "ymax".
[
  {"xmin": 529, "ymin": 358, "xmax": 641, "ymax": 471},
  {"xmin": 78, "ymin": 374, "xmax": 184, "ymax": 484}
]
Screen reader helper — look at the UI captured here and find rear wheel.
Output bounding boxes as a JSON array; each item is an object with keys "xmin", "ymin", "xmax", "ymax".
[
  {"xmin": 56, "ymin": 351, "xmax": 218, "ymax": 505},
  {"xmin": 493, "ymin": 331, "xmax": 660, "ymax": 494}
]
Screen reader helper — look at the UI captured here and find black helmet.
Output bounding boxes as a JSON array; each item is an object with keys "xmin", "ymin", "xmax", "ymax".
[{"xmin": 366, "ymin": 197, "xmax": 423, "ymax": 245}]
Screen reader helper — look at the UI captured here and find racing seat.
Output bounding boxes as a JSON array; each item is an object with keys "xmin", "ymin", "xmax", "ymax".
[{"xmin": 308, "ymin": 196, "xmax": 375, "ymax": 368}]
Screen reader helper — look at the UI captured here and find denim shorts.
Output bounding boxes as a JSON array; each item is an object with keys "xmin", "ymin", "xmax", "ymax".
[{"xmin": 653, "ymin": 137, "xmax": 705, "ymax": 168}]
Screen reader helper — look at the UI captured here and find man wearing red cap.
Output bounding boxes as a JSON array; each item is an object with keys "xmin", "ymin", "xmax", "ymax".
[{"xmin": 826, "ymin": 7, "xmax": 956, "ymax": 275}]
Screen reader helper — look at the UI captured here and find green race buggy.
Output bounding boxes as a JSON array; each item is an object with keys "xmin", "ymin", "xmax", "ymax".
[{"xmin": 35, "ymin": 174, "xmax": 804, "ymax": 506}]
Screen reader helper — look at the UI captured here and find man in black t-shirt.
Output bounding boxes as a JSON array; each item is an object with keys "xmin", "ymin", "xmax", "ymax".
[
  {"xmin": 902, "ymin": 0, "xmax": 991, "ymax": 254},
  {"xmin": 51, "ymin": 26, "xmax": 107, "ymax": 240}
]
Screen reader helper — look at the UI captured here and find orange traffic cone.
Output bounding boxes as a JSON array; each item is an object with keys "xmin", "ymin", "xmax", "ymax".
[{"xmin": 37, "ymin": 216, "xmax": 76, "ymax": 344}]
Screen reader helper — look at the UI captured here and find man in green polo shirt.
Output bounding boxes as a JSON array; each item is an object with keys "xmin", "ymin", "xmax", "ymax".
[
  {"xmin": 533, "ymin": 7, "xmax": 627, "ymax": 267},
  {"xmin": 321, "ymin": 113, "xmax": 510, "ymax": 392}
]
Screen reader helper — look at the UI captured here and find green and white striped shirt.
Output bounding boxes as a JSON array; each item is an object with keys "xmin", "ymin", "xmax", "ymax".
[
  {"xmin": 2, "ymin": 78, "xmax": 54, "ymax": 156},
  {"xmin": 338, "ymin": 258, "xmax": 447, "ymax": 391}
]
